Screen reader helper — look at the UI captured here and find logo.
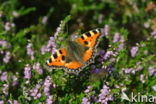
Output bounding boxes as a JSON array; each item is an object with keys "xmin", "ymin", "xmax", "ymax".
[{"xmin": 121, "ymin": 92, "xmax": 156, "ymax": 102}]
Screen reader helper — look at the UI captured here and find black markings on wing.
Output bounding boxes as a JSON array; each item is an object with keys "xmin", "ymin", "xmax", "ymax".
[
  {"xmin": 92, "ymin": 30, "xmax": 98, "ymax": 34},
  {"xmin": 84, "ymin": 41, "xmax": 88, "ymax": 45},
  {"xmin": 62, "ymin": 55, "xmax": 65, "ymax": 61},
  {"xmin": 59, "ymin": 50, "xmax": 63, "ymax": 54},
  {"xmin": 49, "ymin": 59, "xmax": 52, "ymax": 63},
  {"xmin": 81, "ymin": 36, "xmax": 85, "ymax": 40},
  {"xmin": 85, "ymin": 32, "xmax": 91, "ymax": 37},
  {"xmin": 53, "ymin": 53, "xmax": 58, "ymax": 59},
  {"xmin": 46, "ymin": 28, "xmax": 103, "ymax": 74}
]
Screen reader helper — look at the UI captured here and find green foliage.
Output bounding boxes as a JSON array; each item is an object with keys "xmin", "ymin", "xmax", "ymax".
[{"xmin": 0, "ymin": 0, "xmax": 156, "ymax": 104}]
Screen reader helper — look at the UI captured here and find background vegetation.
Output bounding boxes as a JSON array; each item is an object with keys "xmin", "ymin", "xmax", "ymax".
[{"xmin": 0, "ymin": 0, "xmax": 156, "ymax": 103}]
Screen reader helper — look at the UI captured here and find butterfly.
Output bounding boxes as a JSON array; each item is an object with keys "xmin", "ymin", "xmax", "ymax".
[{"xmin": 46, "ymin": 28, "xmax": 103, "ymax": 73}]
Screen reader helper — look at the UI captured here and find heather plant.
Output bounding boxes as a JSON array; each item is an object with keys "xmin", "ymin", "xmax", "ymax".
[{"xmin": 0, "ymin": 0, "xmax": 156, "ymax": 104}]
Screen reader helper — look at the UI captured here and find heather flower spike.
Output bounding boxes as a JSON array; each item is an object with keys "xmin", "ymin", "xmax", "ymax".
[
  {"xmin": 26, "ymin": 42, "xmax": 34, "ymax": 60},
  {"xmin": 0, "ymin": 1, "xmax": 156, "ymax": 103},
  {"xmin": 24, "ymin": 64, "xmax": 32, "ymax": 79},
  {"xmin": 97, "ymin": 85, "xmax": 113, "ymax": 104},
  {"xmin": 130, "ymin": 46, "xmax": 138, "ymax": 57}
]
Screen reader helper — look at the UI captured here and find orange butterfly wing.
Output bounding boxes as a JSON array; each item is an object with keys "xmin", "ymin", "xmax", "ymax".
[
  {"xmin": 46, "ymin": 48, "xmax": 67, "ymax": 67},
  {"xmin": 75, "ymin": 29, "xmax": 101, "ymax": 48},
  {"xmin": 65, "ymin": 61, "xmax": 82, "ymax": 69},
  {"xmin": 75, "ymin": 29, "xmax": 101, "ymax": 62},
  {"xmin": 46, "ymin": 48, "xmax": 82, "ymax": 70},
  {"xmin": 46, "ymin": 29, "xmax": 102, "ymax": 73}
]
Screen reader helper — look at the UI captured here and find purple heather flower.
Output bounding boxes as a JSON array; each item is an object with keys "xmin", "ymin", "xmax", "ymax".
[
  {"xmin": 97, "ymin": 50, "xmax": 106, "ymax": 62},
  {"xmin": 12, "ymin": 11, "xmax": 19, "ymax": 17},
  {"xmin": 84, "ymin": 86, "xmax": 92, "ymax": 93},
  {"xmin": 0, "ymin": 40, "xmax": 10, "ymax": 48},
  {"xmin": 117, "ymin": 43, "xmax": 124, "ymax": 51},
  {"xmin": 4, "ymin": 22, "xmax": 15, "ymax": 31},
  {"xmin": 14, "ymin": 100, "xmax": 19, "ymax": 104},
  {"xmin": 24, "ymin": 64, "xmax": 31, "ymax": 79},
  {"xmin": 140, "ymin": 74, "xmax": 145, "ymax": 83},
  {"xmin": 42, "ymin": 16, "xmax": 48, "ymax": 24},
  {"xmin": 113, "ymin": 34, "xmax": 125, "ymax": 51},
  {"xmin": 0, "ymin": 50, "xmax": 4, "ymax": 54},
  {"xmin": 97, "ymin": 85, "xmax": 113, "ymax": 104},
  {"xmin": 97, "ymin": 57, "xmax": 104, "ymax": 62},
  {"xmin": 114, "ymin": 84, "xmax": 120, "ymax": 89},
  {"xmin": 71, "ymin": 35, "xmax": 79, "ymax": 41},
  {"xmin": 82, "ymin": 97, "xmax": 90, "ymax": 104},
  {"xmin": 144, "ymin": 22, "xmax": 150, "ymax": 28},
  {"xmin": 36, "ymin": 93, "xmax": 42, "ymax": 99},
  {"xmin": 30, "ymin": 83, "xmax": 42, "ymax": 99},
  {"xmin": 130, "ymin": 46, "xmax": 138, "ymax": 57},
  {"xmin": 3, "ymin": 51, "xmax": 11, "ymax": 63},
  {"xmin": 98, "ymin": 50, "xmax": 105, "ymax": 55},
  {"xmin": 148, "ymin": 67, "xmax": 156, "ymax": 76},
  {"xmin": 123, "ymin": 65, "xmax": 143, "ymax": 74},
  {"xmin": 46, "ymin": 95, "xmax": 54, "ymax": 104},
  {"xmin": 152, "ymin": 85, "xmax": 156, "ymax": 91},
  {"xmin": 114, "ymin": 83, "xmax": 125, "ymax": 91},
  {"xmin": 91, "ymin": 68, "xmax": 101, "ymax": 74},
  {"xmin": 26, "ymin": 43, "xmax": 34, "ymax": 60},
  {"xmin": 41, "ymin": 37, "xmax": 56, "ymax": 54},
  {"xmin": 123, "ymin": 68, "xmax": 133, "ymax": 74},
  {"xmin": 12, "ymin": 75, "xmax": 18, "ymax": 86},
  {"xmin": 103, "ymin": 51, "xmax": 114, "ymax": 60},
  {"xmin": 106, "ymin": 63, "xmax": 116, "ymax": 73},
  {"xmin": 136, "ymin": 65, "xmax": 143, "ymax": 71},
  {"xmin": 3, "ymin": 83, "xmax": 9, "ymax": 96},
  {"xmin": 41, "ymin": 19, "xmax": 66, "ymax": 54},
  {"xmin": 44, "ymin": 76, "xmax": 56, "ymax": 96},
  {"xmin": 33, "ymin": 63, "xmax": 43, "ymax": 74},
  {"xmin": 91, "ymin": 65, "xmax": 96, "ymax": 70},
  {"xmin": 8, "ymin": 100, "xmax": 19, "ymax": 104},
  {"xmin": 90, "ymin": 62, "xmax": 114, "ymax": 75},
  {"xmin": 47, "ymin": 37, "xmax": 57, "ymax": 53},
  {"xmin": 90, "ymin": 65, "xmax": 100, "ymax": 74},
  {"xmin": 54, "ymin": 21, "xmax": 63, "ymax": 39},
  {"xmin": 136, "ymin": 63, "xmax": 143, "ymax": 71},
  {"xmin": 151, "ymin": 29, "xmax": 156, "ymax": 39},
  {"xmin": 131, "ymin": 69, "xmax": 136, "ymax": 74},
  {"xmin": 82, "ymin": 85, "xmax": 97, "ymax": 103},
  {"xmin": 0, "ymin": 72, "xmax": 8, "ymax": 81},
  {"xmin": 98, "ymin": 14, "xmax": 104, "ymax": 24},
  {"xmin": 102, "ymin": 25, "xmax": 109, "ymax": 36},
  {"xmin": 0, "ymin": 101, "xmax": 4, "ymax": 104},
  {"xmin": 113, "ymin": 32, "xmax": 121, "ymax": 42},
  {"xmin": 81, "ymin": 86, "xmax": 100, "ymax": 104},
  {"xmin": 41, "ymin": 45, "xmax": 48, "ymax": 54},
  {"xmin": 0, "ymin": 11, "xmax": 3, "ymax": 17}
]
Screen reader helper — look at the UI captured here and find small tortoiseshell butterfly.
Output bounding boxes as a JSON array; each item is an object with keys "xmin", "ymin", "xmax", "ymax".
[{"xmin": 46, "ymin": 28, "xmax": 103, "ymax": 73}]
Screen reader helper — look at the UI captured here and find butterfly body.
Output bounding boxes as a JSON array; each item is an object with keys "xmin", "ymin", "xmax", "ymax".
[{"xmin": 46, "ymin": 28, "xmax": 102, "ymax": 73}]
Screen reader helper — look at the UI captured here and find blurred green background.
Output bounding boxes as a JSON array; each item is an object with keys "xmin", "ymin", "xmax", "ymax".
[{"xmin": 0, "ymin": 0, "xmax": 156, "ymax": 104}]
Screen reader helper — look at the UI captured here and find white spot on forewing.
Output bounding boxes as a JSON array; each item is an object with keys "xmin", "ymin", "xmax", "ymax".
[
  {"xmin": 46, "ymin": 60, "xmax": 49, "ymax": 64},
  {"xmin": 56, "ymin": 51, "xmax": 61, "ymax": 57},
  {"xmin": 51, "ymin": 56, "xmax": 54, "ymax": 60},
  {"xmin": 95, "ymin": 29, "xmax": 100, "ymax": 32},
  {"xmin": 90, "ymin": 31, "xmax": 94, "ymax": 36},
  {"xmin": 83, "ymin": 34, "xmax": 87, "ymax": 39}
]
